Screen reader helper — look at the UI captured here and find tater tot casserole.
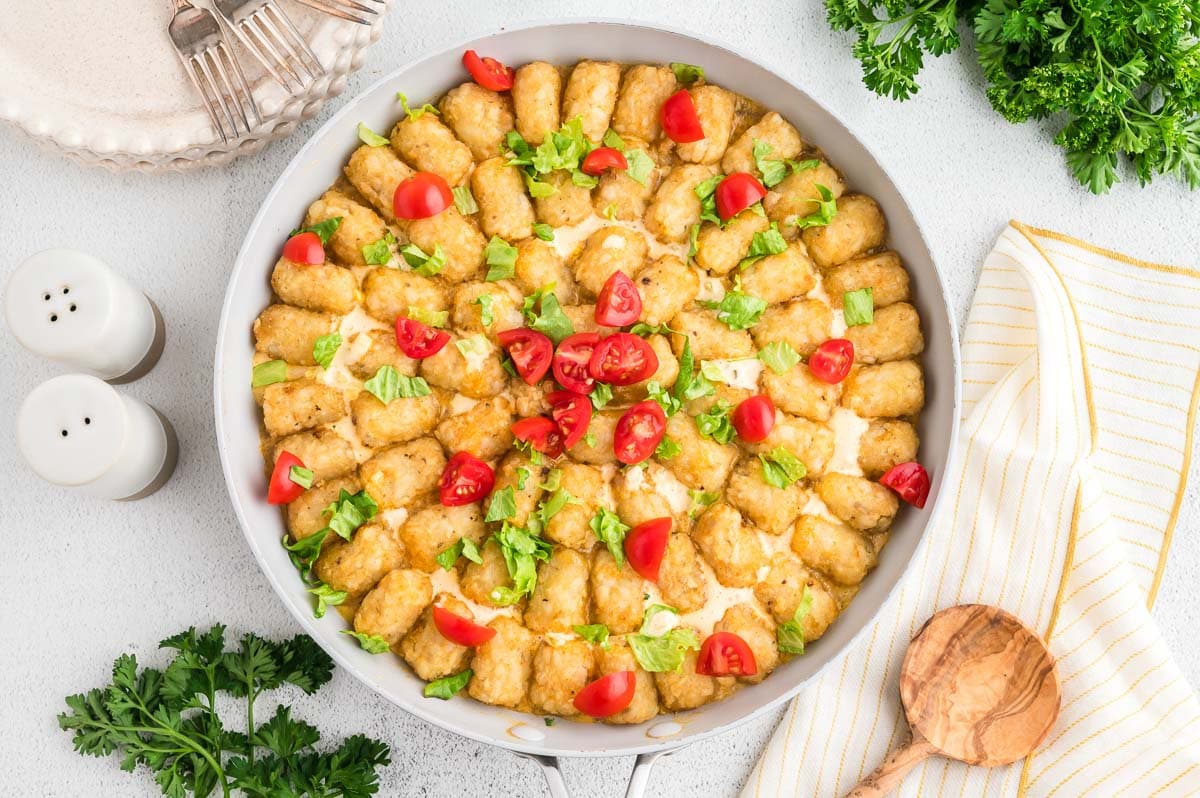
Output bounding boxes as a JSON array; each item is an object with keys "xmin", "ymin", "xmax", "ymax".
[{"xmin": 250, "ymin": 53, "xmax": 931, "ymax": 724}]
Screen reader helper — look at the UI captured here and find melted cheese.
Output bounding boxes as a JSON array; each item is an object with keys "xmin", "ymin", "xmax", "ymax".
[
  {"xmin": 646, "ymin": 464, "xmax": 691, "ymax": 515},
  {"xmin": 828, "ymin": 407, "xmax": 868, "ymax": 476},
  {"xmin": 549, "ymin": 213, "xmax": 687, "ymax": 263},
  {"xmin": 449, "ymin": 393, "xmax": 479, "ymax": 415},
  {"xmin": 322, "ymin": 307, "xmax": 388, "ymax": 393},
  {"xmin": 701, "ymin": 357, "xmax": 764, "ymax": 390},
  {"xmin": 695, "ymin": 270, "xmax": 726, "ymax": 302},
  {"xmin": 456, "ymin": 334, "xmax": 493, "ymax": 372},
  {"xmin": 429, "ymin": 568, "xmax": 517, "ymax": 625}
]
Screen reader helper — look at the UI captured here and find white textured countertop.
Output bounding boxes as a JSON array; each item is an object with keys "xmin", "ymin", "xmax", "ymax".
[{"xmin": 2, "ymin": 3, "xmax": 1198, "ymax": 796}]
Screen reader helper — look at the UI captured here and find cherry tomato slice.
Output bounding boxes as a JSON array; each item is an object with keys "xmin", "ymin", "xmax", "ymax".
[
  {"xmin": 553, "ymin": 332, "xmax": 602, "ymax": 393},
  {"xmin": 695, "ymin": 631, "xmax": 758, "ymax": 677},
  {"xmin": 880, "ymin": 461, "xmax": 931, "ymax": 509},
  {"xmin": 732, "ymin": 395, "xmax": 776, "ymax": 443},
  {"xmin": 512, "ymin": 416, "xmax": 566, "ymax": 458},
  {"xmin": 393, "ymin": 172, "xmax": 453, "ymax": 220},
  {"xmin": 581, "ymin": 146, "xmax": 629, "ymax": 176},
  {"xmin": 439, "ymin": 451, "xmax": 495, "ymax": 506},
  {"xmin": 395, "ymin": 317, "xmax": 451, "ymax": 359},
  {"xmin": 594, "ymin": 271, "xmax": 643, "ymax": 327},
  {"xmin": 267, "ymin": 451, "xmax": 308, "ymax": 505},
  {"xmin": 282, "ymin": 231, "xmax": 325, "ymax": 265},
  {"xmin": 715, "ymin": 173, "xmax": 768, "ymax": 221},
  {"xmin": 809, "ymin": 338, "xmax": 855, "ymax": 384},
  {"xmin": 588, "ymin": 333, "xmax": 658, "ymax": 386},
  {"xmin": 548, "ymin": 390, "xmax": 593, "ymax": 449},
  {"xmin": 432, "ymin": 606, "xmax": 497, "ymax": 647},
  {"xmin": 573, "ymin": 671, "xmax": 637, "ymax": 718},
  {"xmin": 624, "ymin": 517, "xmax": 672, "ymax": 581},
  {"xmin": 613, "ymin": 400, "xmax": 667, "ymax": 465},
  {"xmin": 462, "ymin": 49, "xmax": 515, "ymax": 91},
  {"xmin": 497, "ymin": 328, "xmax": 553, "ymax": 384},
  {"xmin": 660, "ymin": 89, "xmax": 704, "ymax": 143}
]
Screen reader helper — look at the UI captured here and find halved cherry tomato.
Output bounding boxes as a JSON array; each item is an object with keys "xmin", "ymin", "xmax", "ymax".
[
  {"xmin": 613, "ymin": 400, "xmax": 667, "ymax": 465},
  {"xmin": 715, "ymin": 173, "xmax": 768, "ymax": 220},
  {"xmin": 695, "ymin": 631, "xmax": 758, "ymax": 677},
  {"xmin": 497, "ymin": 328, "xmax": 553, "ymax": 384},
  {"xmin": 624, "ymin": 517, "xmax": 672, "ymax": 581},
  {"xmin": 581, "ymin": 146, "xmax": 628, "ymax": 176},
  {"xmin": 660, "ymin": 89, "xmax": 704, "ymax": 143},
  {"xmin": 395, "ymin": 317, "xmax": 450, "ymax": 359},
  {"xmin": 548, "ymin": 390, "xmax": 593, "ymax": 449},
  {"xmin": 462, "ymin": 49, "xmax": 514, "ymax": 91},
  {"xmin": 809, "ymin": 338, "xmax": 855, "ymax": 384},
  {"xmin": 432, "ymin": 606, "xmax": 497, "ymax": 647},
  {"xmin": 267, "ymin": 451, "xmax": 308, "ymax": 505},
  {"xmin": 594, "ymin": 271, "xmax": 643, "ymax": 327},
  {"xmin": 588, "ymin": 333, "xmax": 658, "ymax": 386},
  {"xmin": 732, "ymin": 395, "xmax": 776, "ymax": 443},
  {"xmin": 439, "ymin": 451, "xmax": 495, "ymax": 506},
  {"xmin": 512, "ymin": 416, "xmax": 565, "ymax": 458},
  {"xmin": 573, "ymin": 671, "xmax": 637, "ymax": 718},
  {"xmin": 282, "ymin": 231, "xmax": 325, "ymax": 265},
  {"xmin": 880, "ymin": 461, "xmax": 931, "ymax": 509},
  {"xmin": 553, "ymin": 332, "xmax": 602, "ymax": 393},
  {"xmin": 393, "ymin": 172, "xmax": 453, "ymax": 220}
]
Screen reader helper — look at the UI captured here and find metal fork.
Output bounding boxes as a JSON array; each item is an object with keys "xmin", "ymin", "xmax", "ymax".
[
  {"xmin": 287, "ymin": 0, "xmax": 382, "ymax": 26},
  {"xmin": 214, "ymin": 0, "xmax": 326, "ymax": 92},
  {"xmin": 167, "ymin": 0, "xmax": 262, "ymax": 144}
]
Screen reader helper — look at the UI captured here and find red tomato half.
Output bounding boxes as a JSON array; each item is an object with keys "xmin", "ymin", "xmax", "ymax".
[
  {"xmin": 548, "ymin": 390, "xmax": 593, "ymax": 449},
  {"xmin": 432, "ymin": 606, "xmax": 497, "ymax": 647},
  {"xmin": 553, "ymin": 332, "xmax": 602, "ymax": 393},
  {"xmin": 267, "ymin": 451, "xmax": 308, "ymax": 505},
  {"xmin": 395, "ymin": 317, "xmax": 450, "ymax": 359},
  {"xmin": 439, "ymin": 451, "xmax": 495, "ymax": 506},
  {"xmin": 588, "ymin": 333, "xmax": 658, "ymax": 386},
  {"xmin": 624, "ymin": 517, "xmax": 672, "ymax": 581},
  {"xmin": 462, "ymin": 49, "xmax": 514, "ymax": 91},
  {"xmin": 581, "ymin": 146, "xmax": 628, "ymax": 176},
  {"xmin": 660, "ymin": 89, "xmax": 704, "ymax": 143},
  {"xmin": 393, "ymin": 172, "xmax": 453, "ymax": 220},
  {"xmin": 695, "ymin": 632, "xmax": 758, "ymax": 677},
  {"xmin": 880, "ymin": 461, "xmax": 931, "ymax": 509},
  {"xmin": 282, "ymin": 231, "xmax": 325, "ymax": 265},
  {"xmin": 732, "ymin": 395, "xmax": 776, "ymax": 443},
  {"xmin": 715, "ymin": 173, "xmax": 768, "ymax": 220},
  {"xmin": 573, "ymin": 671, "xmax": 637, "ymax": 718},
  {"xmin": 613, "ymin": 400, "xmax": 667, "ymax": 465},
  {"xmin": 512, "ymin": 417, "xmax": 565, "ymax": 458},
  {"xmin": 594, "ymin": 271, "xmax": 643, "ymax": 327},
  {"xmin": 809, "ymin": 338, "xmax": 855, "ymax": 384},
  {"xmin": 497, "ymin": 328, "xmax": 553, "ymax": 384}
]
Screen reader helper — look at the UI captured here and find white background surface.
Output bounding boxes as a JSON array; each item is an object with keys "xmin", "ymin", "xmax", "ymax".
[{"xmin": 2, "ymin": 3, "xmax": 1198, "ymax": 796}]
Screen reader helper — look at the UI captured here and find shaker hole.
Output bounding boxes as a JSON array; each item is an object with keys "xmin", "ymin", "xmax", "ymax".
[
  {"xmin": 62, "ymin": 286, "xmax": 70, "ymax": 294},
  {"xmin": 61, "ymin": 429, "xmax": 68, "ymax": 437},
  {"xmin": 84, "ymin": 417, "xmax": 92, "ymax": 425},
  {"xmin": 50, "ymin": 314, "xmax": 58, "ymax": 322},
  {"xmin": 43, "ymin": 293, "xmax": 51, "ymax": 301},
  {"xmin": 69, "ymin": 304, "xmax": 77, "ymax": 312}
]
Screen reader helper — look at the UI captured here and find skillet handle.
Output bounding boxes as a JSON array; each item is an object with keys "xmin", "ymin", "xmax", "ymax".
[{"xmin": 521, "ymin": 749, "xmax": 676, "ymax": 798}]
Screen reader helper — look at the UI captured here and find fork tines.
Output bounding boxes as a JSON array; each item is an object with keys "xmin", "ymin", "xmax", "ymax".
[
  {"xmin": 288, "ymin": 0, "xmax": 381, "ymax": 26},
  {"xmin": 217, "ymin": 0, "xmax": 326, "ymax": 92},
  {"xmin": 182, "ymin": 39, "xmax": 262, "ymax": 144}
]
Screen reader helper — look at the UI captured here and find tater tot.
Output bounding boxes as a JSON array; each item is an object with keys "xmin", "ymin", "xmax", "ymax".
[
  {"xmin": 692, "ymin": 503, "xmax": 766, "ymax": 588},
  {"xmin": 315, "ymin": 521, "xmax": 406, "ymax": 597},
  {"xmin": 725, "ymin": 459, "xmax": 808, "ymax": 535},
  {"xmin": 670, "ymin": 310, "xmax": 755, "ymax": 360},
  {"xmin": 561, "ymin": 304, "xmax": 604, "ymax": 336},
  {"xmin": 439, "ymin": 82, "xmax": 514, "ymax": 161},
  {"xmin": 655, "ymin": 639, "xmax": 733, "ymax": 710},
  {"xmin": 273, "ymin": 428, "xmax": 355, "ymax": 485},
  {"xmin": 253, "ymin": 304, "xmax": 336, "ymax": 366},
  {"xmin": 695, "ymin": 210, "xmax": 769, "ymax": 276},
  {"xmin": 351, "ymin": 389, "xmax": 442, "ymax": 448},
  {"xmin": 722, "ymin": 111, "xmax": 804, "ymax": 177},
  {"xmin": 399, "ymin": 594, "xmax": 473, "ymax": 680},
  {"xmin": 362, "ymin": 268, "xmax": 448, "ymax": 326},
  {"xmin": 753, "ymin": 554, "xmax": 838, "ymax": 643},
  {"xmin": 353, "ymin": 568, "xmax": 432, "ymax": 646},
  {"xmin": 435, "ymin": 394, "xmax": 514, "ymax": 460},
  {"xmin": 514, "ymin": 238, "xmax": 578, "ymax": 305},
  {"xmin": 572, "ymin": 226, "xmax": 649, "ymax": 298},
  {"xmin": 359, "ymin": 437, "xmax": 445, "ymax": 510},
  {"xmin": 637, "ymin": 254, "xmax": 699, "ymax": 326},
  {"xmin": 545, "ymin": 463, "xmax": 606, "ymax": 550},
  {"xmin": 263, "ymin": 379, "xmax": 348, "ymax": 438},
  {"xmin": 658, "ymin": 532, "xmax": 708, "ymax": 613},
  {"xmin": 802, "ymin": 194, "xmax": 887, "ymax": 268},
  {"xmin": 841, "ymin": 360, "xmax": 924, "ymax": 418},
  {"xmin": 350, "ymin": 329, "xmax": 418, "ymax": 380},
  {"xmin": 468, "ymin": 616, "xmax": 536, "ymax": 708},
  {"xmin": 404, "ymin": 206, "xmax": 487, "ymax": 284},
  {"xmin": 613, "ymin": 467, "xmax": 674, "ymax": 528},
  {"xmin": 419, "ymin": 333, "xmax": 508, "ymax": 399},
  {"xmin": 304, "ymin": 189, "xmax": 389, "ymax": 270},
  {"xmin": 451, "ymin": 280, "xmax": 525, "ymax": 337},
  {"xmin": 535, "ymin": 170, "xmax": 594, "ymax": 227},
  {"xmin": 512, "ymin": 61, "xmax": 562, "ymax": 145},
  {"xmin": 589, "ymin": 548, "xmax": 645, "ymax": 634},
  {"xmin": 791, "ymin": 515, "xmax": 875, "ymax": 586},
  {"xmin": 743, "ymin": 413, "xmax": 834, "ymax": 477},
  {"xmin": 562, "ymin": 61, "xmax": 621, "ymax": 141},
  {"xmin": 752, "ymin": 299, "xmax": 832, "ymax": 358},
  {"xmin": 844, "ymin": 302, "xmax": 924, "ymax": 364},
  {"xmin": 593, "ymin": 135, "xmax": 660, "ymax": 221},
  {"xmin": 492, "ymin": 451, "xmax": 550, "ymax": 526},
  {"xmin": 825, "ymin": 251, "xmax": 911, "ymax": 309},
  {"xmin": 525, "ymin": 547, "xmax": 590, "ymax": 633},
  {"xmin": 714, "ymin": 603, "xmax": 778, "ymax": 684},
  {"xmin": 816, "ymin": 473, "xmax": 899, "ymax": 533},
  {"xmin": 400, "ymin": 502, "xmax": 485, "ymax": 573},
  {"xmin": 613, "ymin": 64, "xmax": 677, "ymax": 142},
  {"xmin": 271, "ymin": 257, "xmax": 357, "ymax": 315},
  {"xmin": 594, "ymin": 640, "xmax": 659, "ymax": 724},
  {"xmin": 762, "ymin": 361, "xmax": 839, "ymax": 422},
  {"xmin": 286, "ymin": 474, "xmax": 360, "ymax": 540},
  {"xmin": 530, "ymin": 640, "xmax": 594, "ymax": 716},
  {"xmin": 460, "ymin": 538, "xmax": 519, "ymax": 609},
  {"xmin": 567, "ymin": 410, "xmax": 620, "ymax": 465},
  {"xmin": 740, "ymin": 240, "xmax": 818, "ymax": 304},
  {"xmin": 644, "ymin": 164, "xmax": 719, "ymax": 244},
  {"xmin": 389, "ymin": 112, "xmax": 473, "ymax": 186},
  {"xmin": 675, "ymin": 85, "xmax": 736, "ymax": 164},
  {"xmin": 858, "ymin": 419, "xmax": 919, "ymax": 479},
  {"xmin": 471, "ymin": 157, "xmax": 535, "ymax": 241},
  {"xmin": 765, "ymin": 160, "xmax": 845, "ymax": 237},
  {"xmin": 345, "ymin": 144, "xmax": 414, "ymax": 222},
  {"xmin": 660, "ymin": 411, "xmax": 738, "ymax": 493}
]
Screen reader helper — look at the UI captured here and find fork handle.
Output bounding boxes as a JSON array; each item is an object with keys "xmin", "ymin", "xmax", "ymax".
[{"xmin": 168, "ymin": 0, "xmax": 193, "ymax": 11}]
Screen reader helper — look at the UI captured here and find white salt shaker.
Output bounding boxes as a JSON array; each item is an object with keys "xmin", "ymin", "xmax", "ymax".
[
  {"xmin": 16, "ymin": 374, "xmax": 179, "ymax": 501},
  {"xmin": 4, "ymin": 249, "xmax": 165, "ymax": 383}
]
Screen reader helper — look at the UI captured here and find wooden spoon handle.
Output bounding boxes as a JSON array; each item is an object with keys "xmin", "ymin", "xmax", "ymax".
[{"xmin": 843, "ymin": 730, "xmax": 937, "ymax": 798}]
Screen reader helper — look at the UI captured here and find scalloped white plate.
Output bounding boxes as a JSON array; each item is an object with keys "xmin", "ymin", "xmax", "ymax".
[{"xmin": 0, "ymin": 0, "xmax": 390, "ymax": 172}]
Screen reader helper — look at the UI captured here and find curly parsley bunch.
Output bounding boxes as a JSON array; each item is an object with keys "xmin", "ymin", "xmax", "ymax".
[{"xmin": 824, "ymin": 0, "xmax": 1200, "ymax": 193}]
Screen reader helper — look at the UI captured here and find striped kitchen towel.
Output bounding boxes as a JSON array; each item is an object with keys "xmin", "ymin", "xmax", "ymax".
[{"xmin": 743, "ymin": 221, "xmax": 1200, "ymax": 797}]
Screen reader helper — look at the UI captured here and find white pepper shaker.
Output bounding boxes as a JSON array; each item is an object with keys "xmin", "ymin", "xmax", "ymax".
[
  {"xmin": 16, "ymin": 374, "xmax": 179, "ymax": 501},
  {"xmin": 4, "ymin": 248, "xmax": 165, "ymax": 383}
]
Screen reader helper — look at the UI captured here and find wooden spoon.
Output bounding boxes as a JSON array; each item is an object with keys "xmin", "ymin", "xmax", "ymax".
[{"xmin": 845, "ymin": 604, "xmax": 1061, "ymax": 798}]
